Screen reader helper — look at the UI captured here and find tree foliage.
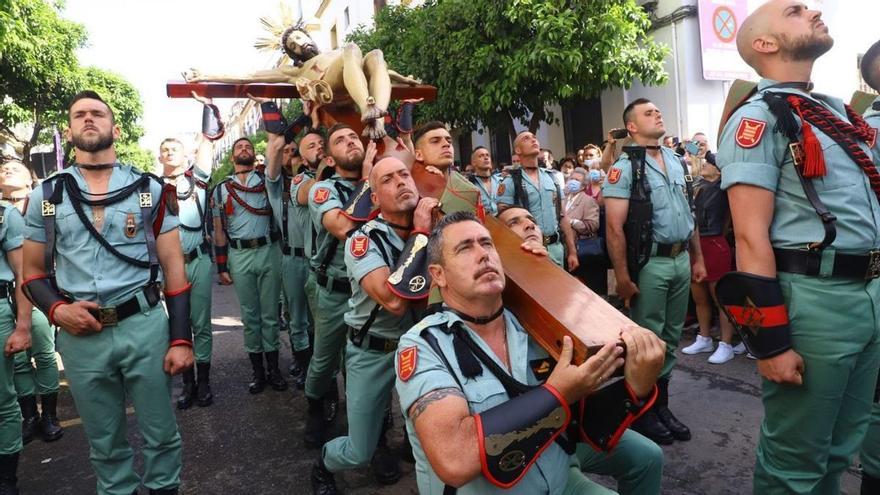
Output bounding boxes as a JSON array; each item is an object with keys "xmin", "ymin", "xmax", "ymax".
[
  {"xmin": 348, "ymin": 0, "xmax": 669, "ymax": 135},
  {"xmin": 0, "ymin": 0, "xmax": 152, "ymax": 171}
]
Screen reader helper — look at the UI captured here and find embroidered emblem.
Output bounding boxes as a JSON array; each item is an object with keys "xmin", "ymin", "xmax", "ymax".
[
  {"xmin": 397, "ymin": 346, "xmax": 418, "ymax": 382},
  {"xmin": 139, "ymin": 192, "xmax": 153, "ymax": 208},
  {"xmin": 408, "ymin": 275, "xmax": 426, "ymax": 292},
  {"xmin": 497, "ymin": 183, "xmax": 506, "ymax": 195},
  {"xmin": 735, "ymin": 118, "xmax": 767, "ymax": 148},
  {"xmin": 293, "ymin": 174, "xmax": 304, "ymax": 185},
  {"xmin": 350, "ymin": 235, "xmax": 369, "ymax": 258},
  {"xmin": 41, "ymin": 201, "xmax": 55, "ymax": 217},
  {"xmin": 607, "ymin": 168, "xmax": 622, "ymax": 184},
  {"xmin": 313, "ymin": 187, "xmax": 330, "ymax": 204},
  {"xmin": 124, "ymin": 213, "xmax": 137, "ymax": 238}
]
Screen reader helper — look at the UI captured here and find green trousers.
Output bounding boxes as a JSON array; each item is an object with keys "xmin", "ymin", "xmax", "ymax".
[
  {"xmin": 229, "ymin": 243, "xmax": 282, "ymax": 354},
  {"xmin": 185, "ymin": 251, "xmax": 213, "ymax": 364},
  {"xmin": 0, "ymin": 302, "xmax": 21, "ymax": 456},
  {"xmin": 861, "ymin": 402, "xmax": 880, "ymax": 478},
  {"xmin": 281, "ymin": 253, "xmax": 312, "ymax": 352},
  {"xmin": 304, "ymin": 281, "xmax": 348, "ymax": 400},
  {"xmin": 575, "ymin": 429, "xmax": 664, "ymax": 495},
  {"xmin": 58, "ymin": 302, "xmax": 182, "ymax": 495},
  {"xmin": 14, "ymin": 308, "xmax": 59, "ymax": 396},
  {"xmin": 323, "ymin": 341, "xmax": 393, "ymax": 471},
  {"xmin": 754, "ymin": 274, "xmax": 880, "ymax": 494},
  {"xmin": 630, "ymin": 252, "xmax": 691, "ymax": 379}
]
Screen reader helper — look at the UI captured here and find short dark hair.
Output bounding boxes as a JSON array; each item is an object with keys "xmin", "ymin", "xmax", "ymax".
[
  {"xmin": 324, "ymin": 124, "xmax": 355, "ymax": 151},
  {"xmin": 472, "ymin": 145, "xmax": 488, "ymax": 154},
  {"xmin": 413, "ymin": 121, "xmax": 448, "ymax": 148},
  {"xmin": 68, "ymin": 90, "xmax": 115, "ymax": 124},
  {"xmin": 623, "ymin": 98, "xmax": 652, "ymax": 127},
  {"xmin": 426, "ymin": 211, "xmax": 482, "ymax": 266},
  {"xmin": 232, "ymin": 137, "xmax": 253, "ymax": 149},
  {"xmin": 159, "ymin": 138, "xmax": 183, "ymax": 150}
]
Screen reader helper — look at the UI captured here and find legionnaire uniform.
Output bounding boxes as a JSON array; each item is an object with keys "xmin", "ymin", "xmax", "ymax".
[
  {"xmin": 317, "ymin": 217, "xmax": 416, "ymax": 485},
  {"xmin": 497, "ymin": 167, "xmax": 566, "ymax": 266},
  {"xmin": 395, "ymin": 310, "xmax": 661, "ymax": 495},
  {"xmin": 212, "ymin": 169, "xmax": 287, "ymax": 393},
  {"xmin": 467, "ymin": 172, "xmax": 501, "ymax": 216},
  {"xmin": 303, "ymin": 173, "xmax": 357, "ymax": 446},
  {"xmin": 13, "ymin": 307, "xmax": 62, "ymax": 443},
  {"xmin": 165, "ymin": 166, "xmax": 214, "ymax": 408},
  {"xmin": 716, "ymin": 79, "xmax": 880, "ymax": 493},
  {"xmin": 23, "ymin": 164, "xmax": 191, "ymax": 494},
  {"xmin": 0, "ymin": 205, "xmax": 26, "ymax": 491},
  {"xmin": 266, "ymin": 167, "xmax": 313, "ymax": 387},
  {"xmin": 602, "ymin": 145, "xmax": 695, "ymax": 444},
  {"xmin": 859, "ymin": 95, "xmax": 880, "ymax": 495}
]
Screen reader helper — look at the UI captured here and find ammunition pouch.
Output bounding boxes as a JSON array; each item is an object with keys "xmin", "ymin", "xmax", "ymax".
[
  {"xmin": 260, "ymin": 102, "xmax": 288, "ymax": 135},
  {"xmin": 474, "ymin": 384, "xmax": 570, "ymax": 488},
  {"xmin": 716, "ymin": 272, "xmax": 792, "ymax": 359},
  {"xmin": 575, "ymin": 380, "xmax": 656, "ymax": 452},
  {"xmin": 385, "ymin": 231, "xmax": 430, "ymax": 300},
  {"xmin": 22, "ymin": 275, "xmax": 72, "ymax": 326},
  {"xmin": 201, "ymin": 103, "xmax": 225, "ymax": 141},
  {"xmin": 165, "ymin": 283, "xmax": 193, "ymax": 346}
]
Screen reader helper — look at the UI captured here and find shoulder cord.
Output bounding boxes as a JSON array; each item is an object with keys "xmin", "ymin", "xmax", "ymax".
[
  {"xmin": 316, "ymin": 180, "xmax": 355, "ymax": 274},
  {"xmin": 350, "ymin": 228, "xmax": 403, "ymax": 346}
]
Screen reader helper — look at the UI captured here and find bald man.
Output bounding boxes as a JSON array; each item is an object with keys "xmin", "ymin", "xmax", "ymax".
[
  {"xmin": 311, "ymin": 157, "xmax": 439, "ymax": 493},
  {"xmin": 715, "ymin": 2, "xmax": 880, "ymax": 493}
]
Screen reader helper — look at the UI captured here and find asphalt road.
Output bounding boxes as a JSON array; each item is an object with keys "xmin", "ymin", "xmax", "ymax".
[{"xmin": 17, "ymin": 283, "xmax": 864, "ymax": 494}]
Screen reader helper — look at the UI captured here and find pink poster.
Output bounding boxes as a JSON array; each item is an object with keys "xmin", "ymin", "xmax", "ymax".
[{"xmin": 698, "ymin": 0, "xmax": 755, "ymax": 81}]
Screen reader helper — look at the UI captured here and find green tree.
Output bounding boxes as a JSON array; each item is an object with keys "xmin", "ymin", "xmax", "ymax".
[
  {"xmin": 0, "ymin": 0, "xmax": 87, "ymax": 160},
  {"xmin": 348, "ymin": 0, "xmax": 669, "ymax": 137}
]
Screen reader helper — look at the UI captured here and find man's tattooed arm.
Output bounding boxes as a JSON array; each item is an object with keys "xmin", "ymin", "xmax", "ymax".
[{"xmin": 409, "ymin": 387, "xmax": 466, "ymax": 421}]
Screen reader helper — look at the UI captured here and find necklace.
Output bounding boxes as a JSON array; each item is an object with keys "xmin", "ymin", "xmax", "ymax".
[{"xmin": 450, "ymin": 305, "xmax": 504, "ymax": 325}]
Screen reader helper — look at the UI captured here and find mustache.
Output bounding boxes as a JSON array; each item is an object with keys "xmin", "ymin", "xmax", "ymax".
[{"xmin": 473, "ymin": 264, "xmax": 499, "ymax": 280}]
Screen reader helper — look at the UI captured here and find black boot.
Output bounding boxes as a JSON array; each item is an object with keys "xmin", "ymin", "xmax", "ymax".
[
  {"xmin": 248, "ymin": 353, "xmax": 266, "ymax": 394},
  {"xmin": 18, "ymin": 396, "xmax": 37, "ymax": 445},
  {"xmin": 631, "ymin": 408, "xmax": 674, "ymax": 445},
  {"xmin": 304, "ymin": 397, "xmax": 325, "ymax": 448},
  {"xmin": 862, "ymin": 471, "xmax": 880, "ymax": 495},
  {"xmin": 310, "ymin": 457, "xmax": 338, "ymax": 495},
  {"xmin": 264, "ymin": 351, "xmax": 288, "ymax": 391},
  {"xmin": 196, "ymin": 362, "xmax": 213, "ymax": 407},
  {"xmin": 38, "ymin": 393, "xmax": 63, "ymax": 442},
  {"xmin": 655, "ymin": 378, "xmax": 691, "ymax": 441},
  {"xmin": 0, "ymin": 452, "xmax": 19, "ymax": 495},
  {"xmin": 371, "ymin": 436, "xmax": 401, "ymax": 485},
  {"xmin": 324, "ymin": 386, "xmax": 339, "ymax": 424},
  {"xmin": 290, "ymin": 347, "xmax": 311, "ymax": 390},
  {"xmin": 176, "ymin": 369, "xmax": 195, "ymax": 410}
]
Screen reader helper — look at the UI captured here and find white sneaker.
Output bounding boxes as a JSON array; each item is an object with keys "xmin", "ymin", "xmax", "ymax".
[
  {"xmin": 708, "ymin": 342, "xmax": 735, "ymax": 364},
  {"xmin": 682, "ymin": 335, "xmax": 715, "ymax": 354},
  {"xmin": 732, "ymin": 342, "xmax": 747, "ymax": 355}
]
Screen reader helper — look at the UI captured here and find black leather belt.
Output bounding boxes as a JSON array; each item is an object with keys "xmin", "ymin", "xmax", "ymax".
[
  {"xmin": 655, "ymin": 241, "xmax": 689, "ymax": 257},
  {"xmin": 775, "ymin": 248, "xmax": 880, "ymax": 280},
  {"xmin": 543, "ymin": 233, "xmax": 559, "ymax": 246},
  {"xmin": 281, "ymin": 244, "xmax": 291, "ymax": 256},
  {"xmin": 183, "ymin": 243, "xmax": 209, "ymax": 264},
  {"xmin": 90, "ymin": 285, "xmax": 161, "ymax": 327},
  {"xmin": 229, "ymin": 231, "xmax": 280, "ymax": 250},
  {"xmin": 0, "ymin": 284, "xmax": 9, "ymax": 299},
  {"xmin": 293, "ymin": 247, "xmax": 305, "ymax": 258},
  {"xmin": 315, "ymin": 271, "xmax": 350, "ymax": 294},
  {"xmin": 348, "ymin": 327, "xmax": 398, "ymax": 353}
]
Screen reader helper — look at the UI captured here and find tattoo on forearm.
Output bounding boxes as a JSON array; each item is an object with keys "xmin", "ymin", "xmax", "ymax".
[{"xmin": 410, "ymin": 387, "xmax": 465, "ymax": 421}]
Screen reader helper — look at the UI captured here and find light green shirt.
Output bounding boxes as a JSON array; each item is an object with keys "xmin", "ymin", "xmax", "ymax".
[
  {"xmin": 211, "ymin": 170, "xmax": 274, "ymax": 241},
  {"xmin": 602, "ymin": 147, "xmax": 695, "ymax": 244},
  {"xmin": 308, "ymin": 174, "xmax": 357, "ymax": 279},
  {"xmin": 0, "ymin": 204, "xmax": 24, "ymax": 283},
  {"xmin": 168, "ymin": 167, "xmax": 210, "ymax": 253},
  {"xmin": 717, "ymin": 79, "xmax": 880, "ymax": 252},
  {"xmin": 497, "ymin": 168, "xmax": 562, "ymax": 237}
]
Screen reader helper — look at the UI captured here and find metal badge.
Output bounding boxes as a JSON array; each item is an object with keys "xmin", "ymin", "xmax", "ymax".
[
  {"xmin": 41, "ymin": 201, "xmax": 55, "ymax": 217},
  {"xmin": 408, "ymin": 275, "xmax": 426, "ymax": 292},
  {"xmin": 124, "ymin": 213, "xmax": 137, "ymax": 238},
  {"xmin": 139, "ymin": 192, "xmax": 153, "ymax": 208}
]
